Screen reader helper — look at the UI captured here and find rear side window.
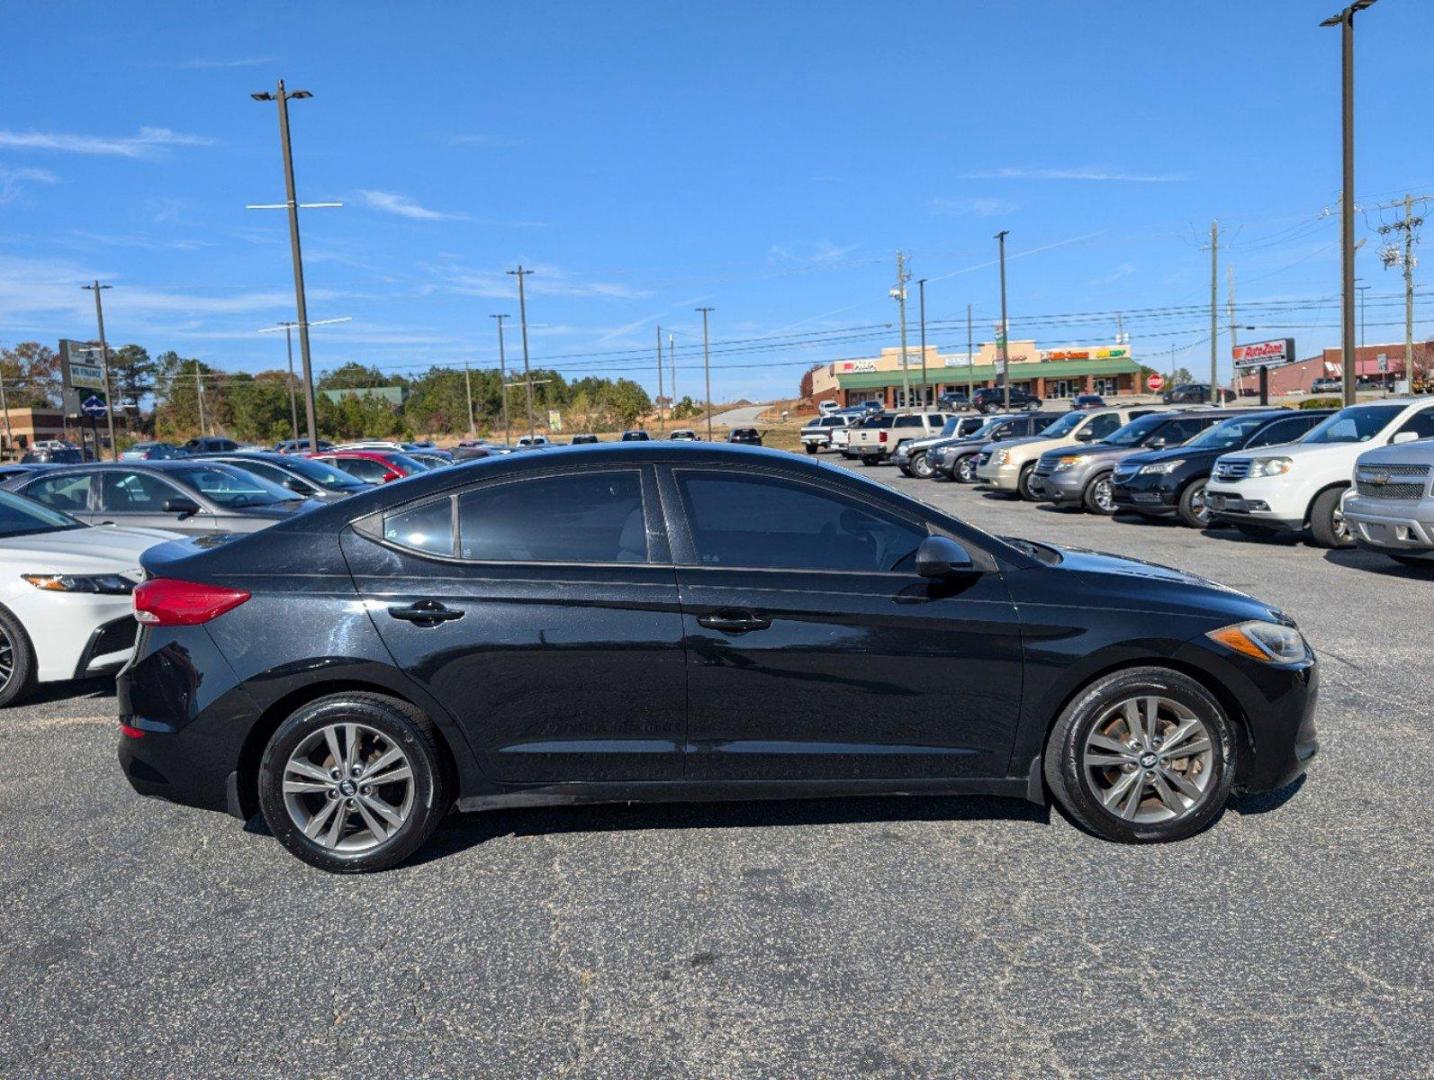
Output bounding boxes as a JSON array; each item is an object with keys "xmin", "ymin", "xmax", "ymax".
[
  {"xmin": 330, "ymin": 457, "xmax": 391, "ymax": 483},
  {"xmin": 457, "ymin": 470, "xmax": 646, "ymax": 563},
  {"xmin": 895, "ymin": 416, "xmax": 922, "ymax": 428},
  {"xmin": 1247, "ymin": 416, "xmax": 1319, "ymax": 448},
  {"xmin": 383, "ymin": 499, "xmax": 455, "ymax": 556},
  {"xmin": 100, "ymin": 471, "xmax": 182, "ymax": 511},
  {"xmin": 1396, "ymin": 408, "xmax": 1434, "ymax": 440},
  {"xmin": 24, "ymin": 473, "xmax": 92, "ymax": 512}
]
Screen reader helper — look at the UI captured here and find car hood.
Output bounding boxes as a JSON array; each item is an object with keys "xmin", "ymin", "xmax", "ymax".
[
  {"xmin": 1039, "ymin": 544, "xmax": 1280, "ymax": 622},
  {"xmin": 1122, "ymin": 444, "xmax": 1220, "ymax": 467},
  {"xmin": 984, "ymin": 435, "xmax": 1047, "ymax": 452},
  {"xmin": 1045, "ymin": 442, "xmax": 1145, "ymax": 462},
  {"xmin": 1354, "ymin": 440, "xmax": 1434, "ymax": 467},
  {"xmin": 0, "ymin": 524, "xmax": 183, "ymax": 573},
  {"xmin": 1231, "ymin": 440, "xmax": 1350, "ymax": 463}
]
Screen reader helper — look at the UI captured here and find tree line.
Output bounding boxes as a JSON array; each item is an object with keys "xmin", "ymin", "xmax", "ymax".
[{"xmin": 0, "ymin": 342, "xmax": 694, "ymax": 443}]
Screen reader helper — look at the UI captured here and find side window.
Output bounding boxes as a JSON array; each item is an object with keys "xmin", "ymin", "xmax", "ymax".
[
  {"xmin": 1086, "ymin": 414, "xmax": 1122, "ymax": 439},
  {"xmin": 675, "ymin": 471, "xmax": 927, "ymax": 573},
  {"xmin": 996, "ymin": 421, "xmax": 1019, "ymax": 438},
  {"xmin": 1128, "ymin": 410, "xmax": 1156, "ymax": 421},
  {"xmin": 894, "ymin": 416, "xmax": 922, "ymax": 428},
  {"xmin": 334, "ymin": 457, "xmax": 390, "ymax": 483},
  {"xmin": 1161, "ymin": 419, "xmax": 1209, "ymax": 444},
  {"xmin": 232, "ymin": 460, "xmax": 285, "ymax": 485},
  {"xmin": 457, "ymin": 470, "xmax": 646, "ymax": 563},
  {"xmin": 100, "ymin": 471, "xmax": 183, "ymax": 512},
  {"xmin": 383, "ymin": 498, "xmax": 455, "ymax": 556},
  {"xmin": 1248, "ymin": 417, "xmax": 1314, "ymax": 448},
  {"xmin": 1395, "ymin": 408, "xmax": 1434, "ymax": 440},
  {"xmin": 24, "ymin": 473, "xmax": 93, "ymax": 513}
]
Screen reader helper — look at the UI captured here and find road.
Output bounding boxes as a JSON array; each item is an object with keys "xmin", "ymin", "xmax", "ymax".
[
  {"xmin": 1, "ymin": 457, "xmax": 1430, "ymax": 1078},
  {"xmin": 708, "ymin": 403, "xmax": 769, "ymax": 428}
]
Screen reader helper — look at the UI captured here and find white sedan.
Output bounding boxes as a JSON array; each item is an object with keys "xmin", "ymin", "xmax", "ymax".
[{"xmin": 0, "ymin": 490, "xmax": 179, "ymax": 706}]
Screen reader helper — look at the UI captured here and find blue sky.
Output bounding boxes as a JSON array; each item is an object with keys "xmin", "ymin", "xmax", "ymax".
[{"xmin": 2, "ymin": 0, "xmax": 1432, "ymax": 402}]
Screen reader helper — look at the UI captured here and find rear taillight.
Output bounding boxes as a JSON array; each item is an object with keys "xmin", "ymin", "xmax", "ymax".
[
  {"xmin": 133, "ymin": 578, "xmax": 251, "ymax": 626},
  {"xmin": 879, "ymin": 431, "xmax": 888, "ymax": 443}
]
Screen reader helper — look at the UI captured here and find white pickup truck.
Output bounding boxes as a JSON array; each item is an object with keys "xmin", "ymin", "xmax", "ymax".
[
  {"xmin": 1206, "ymin": 397, "xmax": 1434, "ymax": 547},
  {"xmin": 799, "ymin": 414, "xmax": 854, "ymax": 454},
  {"xmin": 847, "ymin": 412, "xmax": 951, "ymax": 465}
]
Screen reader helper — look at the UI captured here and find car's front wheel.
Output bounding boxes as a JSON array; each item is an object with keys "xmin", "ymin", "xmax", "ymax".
[
  {"xmin": 1017, "ymin": 462, "xmax": 1039, "ymax": 501},
  {"xmin": 1177, "ymin": 479, "xmax": 1210, "ymax": 528},
  {"xmin": 910, "ymin": 451, "xmax": 934, "ymax": 479},
  {"xmin": 0, "ymin": 605, "xmax": 36, "ymax": 708},
  {"xmin": 1082, "ymin": 472, "xmax": 1116, "ymax": 514},
  {"xmin": 258, "ymin": 693, "xmax": 450, "ymax": 873},
  {"xmin": 1309, "ymin": 487, "xmax": 1354, "ymax": 549},
  {"xmin": 1043, "ymin": 667, "xmax": 1235, "ymax": 843},
  {"xmin": 954, "ymin": 454, "xmax": 978, "ymax": 484}
]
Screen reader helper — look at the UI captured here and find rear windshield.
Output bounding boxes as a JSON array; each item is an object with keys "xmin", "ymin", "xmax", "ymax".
[{"xmin": 861, "ymin": 416, "xmax": 895, "ymax": 429}]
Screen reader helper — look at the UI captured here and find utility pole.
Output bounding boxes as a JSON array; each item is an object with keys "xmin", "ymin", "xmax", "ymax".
[
  {"xmin": 1170, "ymin": 343, "xmax": 1177, "ymax": 383},
  {"xmin": 490, "ymin": 313, "xmax": 511, "ymax": 446},
  {"xmin": 506, "ymin": 267, "xmax": 535, "ymax": 439},
  {"xmin": 0, "ymin": 361, "xmax": 12, "ymax": 459},
  {"xmin": 462, "ymin": 358, "xmax": 476, "ymax": 439},
  {"xmin": 892, "ymin": 252, "xmax": 911, "ymax": 409},
  {"xmin": 282, "ymin": 325, "xmax": 299, "ymax": 440},
  {"xmin": 669, "ymin": 332, "xmax": 677, "ymax": 413},
  {"xmin": 967, "ymin": 303, "xmax": 975, "ymax": 400},
  {"xmin": 1355, "ymin": 280, "xmax": 1369, "ymax": 348},
  {"xmin": 917, "ymin": 278, "xmax": 929, "ymax": 409},
  {"xmin": 655, "ymin": 324, "xmax": 666, "ymax": 433},
  {"xmin": 1377, "ymin": 193, "xmax": 1426, "ymax": 387},
  {"xmin": 1225, "ymin": 266, "xmax": 1237, "ymax": 408},
  {"xmin": 1208, "ymin": 222, "xmax": 1219, "ymax": 405},
  {"xmin": 81, "ymin": 281, "xmax": 118, "ymax": 460},
  {"xmin": 995, "ymin": 231, "xmax": 1011, "ymax": 409},
  {"xmin": 251, "ymin": 80, "xmax": 323, "ymax": 450},
  {"xmin": 696, "ymin": 307, "xmax": 715, "ymax": 441},
  {"xmin": 195, "ymin": 358, "xmax": 208, "ymax": 436}
]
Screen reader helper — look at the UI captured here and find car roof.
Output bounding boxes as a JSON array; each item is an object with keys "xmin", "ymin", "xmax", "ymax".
[{"xmin": 31, "ymin": 459, "xmax": 207, "ymax": 472}]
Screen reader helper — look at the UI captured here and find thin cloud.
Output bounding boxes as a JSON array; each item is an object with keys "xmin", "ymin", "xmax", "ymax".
[
  {"xmin": 449, "ymin": 134, "xmax": 524, "ymax": 149},
  {"xmin": 179, "ymin": 56, "xmax": 279, "ymax": 69},
  {"xmin": 960, "ymin": 166, "xmax": 1186, "ymax": 183},
  {"xmin": 0, "ymin": 127, "xmax": 213, "ymax": 158},
  {"xmin": 928, "ymin": 196, "xmax": 1016, "ymax": 218},
  {"xmin": 357, "ymin": 190, "xmax": 469, "ymax": 221},
  {"xmin": 430, "ymin": 260, "xmax": 650, "ymax": 301},
  {"xmin": 0, "ymin": 166, "xmax": 59, "ymax": 204}
]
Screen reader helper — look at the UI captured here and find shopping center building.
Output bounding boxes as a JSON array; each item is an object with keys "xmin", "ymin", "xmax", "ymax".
[{"xmin": 807, "ymin": 339, "xmax": 1143, "ymax": 408}]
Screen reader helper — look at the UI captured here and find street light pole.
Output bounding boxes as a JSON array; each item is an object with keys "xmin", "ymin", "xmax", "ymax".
[
  {"xmin": 490, "ymin": 314, "xmax": 511, "ymax": 446},
  {"xmin": 696, "ymin": 307, "xmax": 715, "ymax": 441},
  {"xmin": 995, "ymin": 231, "xmax": 1011, "ymax": 409},
  {"xmin": 507, "ymin": 267, "xmax": 535, "ymax": 439},
  {"xmin": 81, "ymin": 281, "xmax": 118, "ymax": 460},
  {"xmin": 284, "ymin": 324, "xmax": 299, "ymax": 441},
  {"xmin": 1322, "ymin": 0, "xmax": 1378, "ymax": 406}
]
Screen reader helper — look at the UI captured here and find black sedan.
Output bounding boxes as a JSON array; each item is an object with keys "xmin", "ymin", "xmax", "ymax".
[
  {"xmin": 118, "ymin": 443, "xmax": 1318, "ymax": 872},
  {"xmin": 205, "ymin": 452, "xmax": 373, "ymax": 502},
  {"xmin": 1111, "ymin": 409, "xmax": 1333, "ymax": 527},
  {"xmin": 727, "ymin": 427, "xmax": 762, "ymax": 445}
]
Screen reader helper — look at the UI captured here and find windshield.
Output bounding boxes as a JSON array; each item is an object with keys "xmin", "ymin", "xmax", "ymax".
[
  {"xmin": 0, "ymin": 489, "xmax": 82, "ymax": 537},
  {"xmin": 174, "ymin": 465, "xmax": 298, "ymax": 508},
  {"xmin": 1039, "ymin": 412, "xmax": 1087, "ymax": 437},
  {"xmin": 1103, "ymin": 414, "xmax": 1169, "ymax": 447},
  {"xmin": 1303, "ymin": 404, "xmax": 1405, "ymax": 445},
  {"xmin": 1184, "ymin": 414, "xmax": 1275, "ymax": 450},
  {"xmin": 270, "ymin": 455, "xmax": 367, "ymax": 489},
  {"xmin": 387, "ymin": 452, "xmax": 431, "ymax": 472}
]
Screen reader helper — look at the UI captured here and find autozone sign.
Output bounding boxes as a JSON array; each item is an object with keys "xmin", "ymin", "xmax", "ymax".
[{"xmin": 1231, "ymin": 338, "xmax": 1296, "ymax": 369}]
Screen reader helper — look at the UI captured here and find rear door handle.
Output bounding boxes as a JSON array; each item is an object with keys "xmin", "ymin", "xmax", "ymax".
[
  {"xmin": 387, "ymin": 599, "xmax": 464, "ymax": 626},
  {"xmin": 697, "ymin": 610, "xmax": 772, "ymax": 634}
]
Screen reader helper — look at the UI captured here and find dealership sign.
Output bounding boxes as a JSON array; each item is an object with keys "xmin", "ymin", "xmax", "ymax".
[
  {"xmin": 59, "ymin": 338, "xmax": 105, "ymax": 391},
  {"xmin": 1232, "ymin": 338, "xmax": 1296, "ymax": 369}
]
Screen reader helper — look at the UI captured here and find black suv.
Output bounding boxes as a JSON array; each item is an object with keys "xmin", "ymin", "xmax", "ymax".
[
  {"xmin": 727, "ymin": 428, "xmax": 762, "ymax": 445},
  {"xmin": 972, "ymin": 386, "xmax": 1041, "ymax": 414},
  {"xmin": 183, "ymin": 435, "xmax": 241, "ymax": 455},
  {"xmin": 1111, "ymin": 408, "xmax": 1333, "ymax": 527},
  {"xmin": 1161, "ymin": 383, "xmax": 1235, "ymax": 405},
  {"xmin": 938, "ymin": 391, "xmax": 971, "ymax": 411}
]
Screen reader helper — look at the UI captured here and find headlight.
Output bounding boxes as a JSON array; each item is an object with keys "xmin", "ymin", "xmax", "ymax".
[
  {"xmin": 1054, "ymin": 454, "xmax": 1090, "ymax": 471},
  {"xmin": 23, "ymin": 573, "xmax": 135, "ymax": 595},
  {"xmin": 1249, "ymin": 456, "xmax": 1293, "ymax": 478},
  {"xmin": 1206, "ymin": 620, "xmax": 1310, "ymax": 664},
  {"xmin": 994, "ymin": 450, "xmax": 1011, "ymax": 465},
  {"xmin": 1138, "ymin": 459, "xmax": 1184, "ymax": 475}
]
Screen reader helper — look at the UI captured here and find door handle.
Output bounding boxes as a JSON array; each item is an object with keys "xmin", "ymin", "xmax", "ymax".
[
  {"xmin": 697, "ymin": 610, "xmax": 772, "ymax": 634},
  {"xmin": 387, "ymin": 599, "xmax": 464, "ymax": 627}
]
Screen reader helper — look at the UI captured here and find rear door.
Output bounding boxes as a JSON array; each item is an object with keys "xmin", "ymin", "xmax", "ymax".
[
  {"xmin": 344, "ymin": 464, "xmax": 688, "ymax": 783},
  {"xmin": 18, "ymin": 471, "xmax": 99, "ymax": 525}
]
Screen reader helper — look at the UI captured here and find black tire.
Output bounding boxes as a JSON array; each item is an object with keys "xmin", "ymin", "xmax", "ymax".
[
  {"xmin": 1017, "ymin": 462, "xmax": 1039, "ymax": 501},
  {"xmin": 1235, "ymin": 523, "xmax": 1279, "ymax": 540},
  {"xmin": 1081, "ymin": 471, "xmax": 1116, "ymax": 515},
  {"xmin": 1309, "ymin": 487, "xmax": 1353, "ymax": 549},
  {"xmin": 804, "ymin": 443, "xmax": 818, "ymax": 455},
  {"xmin": 860, "ymin": 456, "xmax": 878, "ymax": 466},
  {"xmin": 954, "ymin": 454, "xmax": 978, "ymax": 484},
  {"xmin": 1176, "ymin": 478, "xmax": 1210, "ymax": 529},
  {"xmin": 258, "ymin": 692, "xmax": 451, "ymax": 873},
  {"xmin": 1043, "ymin": 667, "xmax": 1235, "ymax": 844},
  {"xmin": 0, "ymin": 604, "xmax": 36, "ymax": 708},
  {"xmin": 910, "ymin": 451, "xmax": 934, "ymax": 479}
]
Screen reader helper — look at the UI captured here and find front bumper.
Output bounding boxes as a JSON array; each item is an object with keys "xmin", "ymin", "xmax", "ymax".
[
  {"xmin": 1342, "ymin": 493, "xmax": 1434, "ymax": 555},
  {"xmin": 976, "ymin": 461, "xmax": 1021, "ymax": 490},
  {"xmin": 1111, "ymin": 472, "xmax": 1181, "ymax": 514},
  {"xmin": 1205, "ymin": 484, "xmax": 1305, "ymax": 531},
  {"xmin": 1030, "ymin": 467, "xmax": 1090, "ymax": 503}
]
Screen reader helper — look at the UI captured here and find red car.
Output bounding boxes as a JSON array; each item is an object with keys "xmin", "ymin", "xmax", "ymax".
[{"xmin": 307, "ymin": 449, "xmax": 423, "ymax": 485}]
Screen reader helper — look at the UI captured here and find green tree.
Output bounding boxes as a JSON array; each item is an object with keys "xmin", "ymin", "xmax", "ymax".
[
  {"xmin": 108, "ymin": 344, "xmax": 156, "ymax": 409},
  {"xmin": 153, "ymin": 351, "xmax": 229, "ymax": 440},
  {"xmin": 318, "ymin": 362, "xmax": 396, "ymax": 392},
  {"xmin": 671, "ymin": 395, "xmax": 699, "ymax": 420},
  {"xmin": 0, "ymin": 342, "xmax": 61, "ymax": 407},
  {"xmin": 404, "ymin": 367, "xmax": 473, "ymax": 436},
  {"xmin": 228, "ymin": 371, "xmax": 296, "ymax": 444}
]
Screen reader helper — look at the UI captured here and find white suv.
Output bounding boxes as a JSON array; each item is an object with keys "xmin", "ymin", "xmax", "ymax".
[
  {"xmin": 1206, "ymin": 398, "xmax": 1434, "ymax": 547},
  {"xmin": 1341, "ymin": 437, "xmax": 1434, "ymax": 567}
]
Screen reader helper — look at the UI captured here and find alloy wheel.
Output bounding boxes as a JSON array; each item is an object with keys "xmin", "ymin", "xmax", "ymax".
[
  {"xmin": 1332, "ymin": 503, "xmax": 1351, "ymax": 543},
  {"xmin": 911, "ymin": 453, "xmax": 933, "ymax": 479},
  {"xmin": 1081, "ymin": 696, "xmax": 1214, "ymax": 824},
  {"xmin": 1190, "ymin": 486, "xmax": 1209, "ymax": 524},
  {"xmin": 1092, "ymin": 478, "xmax": 1115, "ymax": 513},
  {"xmin": 0, "ymin": 626, "xmax": 13, "ymax": 694},
  {"xmin": 957, "ymin": 456, "xmax": 976, "ymax": 483},
  {"xmin": 282, "ymin": 722, "xmax": 416, "ymax": 853}
]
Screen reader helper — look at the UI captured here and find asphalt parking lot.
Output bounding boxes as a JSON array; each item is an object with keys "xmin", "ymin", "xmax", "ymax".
[{"xmin": 2, "ymin": 456, "xmax": 1430, "ymax": 1079}]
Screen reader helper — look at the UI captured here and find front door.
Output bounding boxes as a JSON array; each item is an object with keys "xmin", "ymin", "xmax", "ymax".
[
  {"xmin": 662, "ymin": 466, "xmax": 1023, "ymax": 781},
  {"xmin": 344, "ymin": 465, "xmax": 688, "ymax": 784},
  {"xmin": 96, "ymin": 470, "xmax": 215, "ymax": 534}
]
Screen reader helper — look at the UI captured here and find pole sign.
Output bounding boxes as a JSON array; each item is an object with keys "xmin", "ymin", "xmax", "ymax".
[
  {"xmin": 1146, "ymin": 373, "xmax": 1165, "ymax": 392},
  {"xmin": 1231, "ymin": 338, "xmax": 1296, "ymax": 370},
  {"xmin": 81, "ymin": 395, "xmax": 108, "ymax": 418}
]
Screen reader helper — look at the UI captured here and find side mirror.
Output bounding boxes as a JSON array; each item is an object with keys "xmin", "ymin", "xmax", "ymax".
[
  {"xmin": 915, "ymin": 535, "xmax": 975, "ymax": 579},
  {"xmin": 1146, "ymin": 437, "xmax": 1167, "ymax": 450},
  {"xmin": 1075, "ymin": 428, "xmax": 1097, "ymax": 442},
  {"xmin": 162, "ymin": 496, "xmax": 200, "ymax": 518},
  {"xmin": 1391, "ymin": 431, "xmax": 1420, "ymax": 445}
]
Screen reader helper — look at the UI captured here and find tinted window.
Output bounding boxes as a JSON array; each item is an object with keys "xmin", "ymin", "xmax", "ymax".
[
  {"xmin": 1246, "ymin": 416, "xmax": 1317, "ymax": 448},
  {"xmin": 25, "ymin": 473, "xmax": 93, "ymax": 512},
  {"xmin": 174, "ymin": 466, "xmax": 292, "ymax": 507},
  {"xmin": 101, "ymin": 471, "xmax": 183, "ymax": 511},
  {"xmin": 328, "ymin": 456, "xmax": 391, "ymax": 483},
  {"xmin": 384, "ymin": 498, "xmax": 455, "ymax": 556},
  {"xmin": 1084, "ymin": 414, "xmax": 1123, "ymax": 440},
  {"xmin": 1396, "ymin": 408, "xmax": 1434, "ymax": 440},
  {"xmin": 894, "ymin": 415, "xmax": 923, "ymax": 428},
  {"xmin": 458, "ymin": 470, "xmax": 646, "ymax": 563},
  {"xmin": 1160, "ymin": 417, "xmax": 1218, "ymax": 444},
  {"xmin": 676, "ymin": 471, "xmax": 926, "ymax": 573},
  {"xmin": 0, "ymin": 490, "xmax": 81, "ymax": 537},
  {"xmin": 1039, "ymin": 412, "xmax": 1086, "ymax": 437},
  {"xmin": 1304, "ymin": 404, "xmax": 1405, "ymax": 444}
]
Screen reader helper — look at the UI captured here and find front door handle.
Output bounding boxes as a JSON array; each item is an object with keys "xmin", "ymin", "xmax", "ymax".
[
  {"xmin": 697, "ymin": 609, "xmax": 772, "ymax": 634},
  {"xmin": 387, "ymin": 599, "xmax": 464, "ymax": 627}
]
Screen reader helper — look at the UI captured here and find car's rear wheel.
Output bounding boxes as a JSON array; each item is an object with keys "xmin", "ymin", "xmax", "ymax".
[
  {"xmin": 259, "ymin": 693, "xmax": 450, "ymax": 873},
  {"xmin": 1082, "ymin": 472, "xmax": 1116, "ymax": 514},
  {"xmin": 0, "ymin": 606, "xmax": 36, "ymax": 708},
  {"xmin": 804, "ymin": 443, "xmax": 818, "ymax": 455},
  {"xmin": 1017, "ymin": 462, "xmax": 1039, "ymax": 501},
  {"xmin": 954, "ymin": 454, "xmax": 978, "ymax": 483},
  {"xmin": 1309, "ymin": 488, "xmax": 1354, "ymax": 549},
  {"xmin": 1044, "ymin": 667, "xmax": 1235, "ymax": 843},
  {"xmin": 1176, "ymin": 478, "xmax": 1210, "ymax": 528},
  {"xmin": 910, "ymin": 451, "xmax": 934, "ymax": 479}
]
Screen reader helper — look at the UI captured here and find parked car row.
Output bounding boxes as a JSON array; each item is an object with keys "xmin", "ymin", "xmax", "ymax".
[{"xmin": 857, "ymin": 395, "xmax": 1434, "ymax": 568}]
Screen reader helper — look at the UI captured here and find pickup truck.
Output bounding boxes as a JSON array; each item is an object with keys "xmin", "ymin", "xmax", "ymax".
[
  {"xmin": 1341, "ymin": 436, "xmax": 1434, "ymax": 567},
  {"xmin": 848, "ymin": 412, "xmax": 951, "ymax": 465},
  {"xmin": 1207, "ymin": 397, "xmax": 1434, "ymax": 547},
  {"xmin": 799, "ymin": 414, "xmax": 853, "ymax": 454}
]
